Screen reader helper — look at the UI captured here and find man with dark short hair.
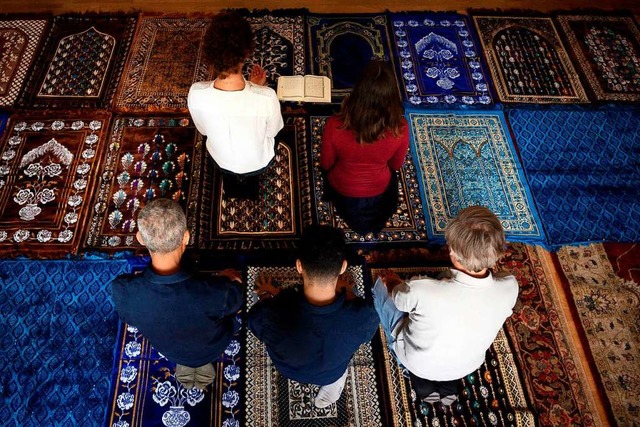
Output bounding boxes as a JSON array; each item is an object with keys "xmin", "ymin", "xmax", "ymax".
[
  {"xmin": 247, "ymin": 225, "xmax": 379, "ymax": 408},
  {"xmin": 110, "ymin": 198, "xmax": 243, "ymax": 390}
]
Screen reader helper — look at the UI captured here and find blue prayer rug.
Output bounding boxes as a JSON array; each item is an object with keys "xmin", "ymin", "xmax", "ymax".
[
  {"xmin": 407, "ymin": 108, "xmax": 544, "ymax": 244},
  {"xmin": 307, "ymin": 14, "xmax": 397, "ymax": 99},
  {"xmin": 106, "ymin": 322, "xmax": 243, "ymax": 427},
  {"xmin": 389, "ymin": 13, "xmax": 493, "ymax": 106},
  {"xmin": 508, "ymin": 108, "xmax": 640, "ymax": 247},
  {"xmin": 0, "ymin": 259, "xmax": 130, "ymax": 426}
]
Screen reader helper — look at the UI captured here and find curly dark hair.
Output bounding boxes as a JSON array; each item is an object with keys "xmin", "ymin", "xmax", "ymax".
[{"xmin": 203, "ymin": 11, "xmax": 254, "ymax": 78}]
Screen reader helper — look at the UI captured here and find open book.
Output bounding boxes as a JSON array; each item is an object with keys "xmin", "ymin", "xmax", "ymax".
[{"xmin": 277, "ymin": 75, "xmax": 331, "ymax": 103}]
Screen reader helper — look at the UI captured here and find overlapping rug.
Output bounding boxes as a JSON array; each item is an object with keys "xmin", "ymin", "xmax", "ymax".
[
  {"xmin": 0, "ymin": 17, "xmax": 48, "ymax": 108},
  {"xmin": 0, "ymin": 112, "xmax": 111, "ymax": 258},
  {"xmin": 84, "ymin": 116, "xmax": 204, "ymax": 252},
  {"xmin": 406, "ymin": 108, "xmax": 544, "ymax": 244},
  {"xmin": 507, "ymin": 108, "xmax": 640, "ymax": 246},
  {"xmin": 0, "ymin": 258, "xmax": 130, "ymax": 427},
  {"xmin": 197, "ymin": 115, "xmax": 311, "ymax": 250},
  {"xmin": 556, "ymin": 243, "xmax": 640, "ymax": 426},
  {"xmin": 115, "ymin": 16, "xmax": 212, "ymax": 112},
  {"xmin": 244, "ymin": 265, "xmax": 383, "ymax": 426},
  {"xmin": 307, "ymin": 14, "xmax": 396, "ymax": 99},
  {"xmin": 472, "ymin": 16, "xmax": 588, "ymax": 103},
  {"xmin": 242, "ymin": 12, "xmax": 306, "ymax": 89},
  {"xmin": 310, "ymin": 115, "xmax": 428, "ymax": 244},
  {"xmin": 106, "ymin": 322, "xmax": 243, "ymax": 427},
  {"xmin": 556, "ymin": 14, "xmax": 640, "ymax": 102},
  {"xmin": 16, "ymin": 14, "xmax": 136, "ymax": 109},
  {"xmin": 389, "ymin": 12, "xmax": 493, "ymax": 106},
  {"xmin": 368, "ymin": 266, "xmax": 534, "ymax": 427}
]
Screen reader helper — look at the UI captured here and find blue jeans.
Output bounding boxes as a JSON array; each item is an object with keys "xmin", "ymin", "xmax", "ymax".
[{"xmin": 372, "ymin": 278, "xmax": 406, "ymax": 354}]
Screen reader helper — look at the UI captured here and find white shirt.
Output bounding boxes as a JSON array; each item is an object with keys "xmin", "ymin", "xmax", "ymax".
[
  {"xmin": 187, "ymin": 79, "xmax": 284, "ymax": 174},
  {"xmin": 392, "ymin": 269, "xmax": 518, "ymax": 381}
]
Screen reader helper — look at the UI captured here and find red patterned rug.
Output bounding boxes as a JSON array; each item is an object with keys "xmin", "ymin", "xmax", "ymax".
[{"xmin": 0, "ymin": 112, "xmax": 110, "ymax": 258}]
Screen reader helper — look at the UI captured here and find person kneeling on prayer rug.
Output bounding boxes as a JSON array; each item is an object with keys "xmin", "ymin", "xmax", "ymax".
[
  {"xmin": 188, "ymin": 11, "xmax": 284, "ymax": 199},
  {"xmin": 110, "ymin": 198, "xmax": 243, "ymax": 390},
  {"xmin": 373, "ymin": 206, "xmax": 519, "ymax": 406},
  {"xmin": 247, "ymin": 225, "xmax": 379, "ymax": 408}
]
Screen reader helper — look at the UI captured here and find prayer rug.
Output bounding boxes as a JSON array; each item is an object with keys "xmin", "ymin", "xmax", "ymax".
[
  {"xmin": 472, "ymin": 16, "xmax": 588, "ymax": 103},
  {"xmin": 0, "ymin": 112, "xmax": 110, "ymax": 258},
  {"xmin": 0, "ymin": 258, "xmax": 130, "ymax": 427},
  {"xmin": 556, "ymin": 15, "xmax": 640, "ymax": 102},
  {"xmin": 106, "ymin": 322, "xmax": 243, "ymax": 427},
  {"xmin": 307, "ymin": 14, "xmax": 396, "ymax": 99},
  {"xmin": 368, "ymin": 243, "xmax": 605, "ymax": 426},
  {"xmin": 115, "ymin": 16, "xmax": 212, "ymax": 112},
  {"xmin": 198, "ymin": 115, "xmax": 311, "ymax": 250},
  {"xmin": 245, "ymin": 265, "xmax": 383, "ymax": 426},
  {"xmin": 507, "ymin": 108, "xmax": 640, "ymax": 247},
  {"xmin": 242, "ymin": 12, "xmax": 306, "ymax": 89},
  {"xmin": 407, "ymin": 108, "xmax": 544, "ymax": 244},
  {"xmin": 310, "ymin": 115, "xmax": 428, "ymax": 244},
  {"xmin": 368, "ymin": 266, "xmax": 534, "ymax": 427},
  {"xmin": 556, "ymin": 243, "xmax": 640, "ymax": 427},
  {"xmin": 84, "ymin": 116, "xmax": 203, "ymax": 252},
  {"xmin": 0, "ymin": 17, "xmax": 48, "ymax": 108},
  {"xmin": 389, "ymin": 12, "xmax": 493, "ymax": 106},
  {"xmin": 16, "ymin": 14, "xmax": 136, "ymax": 109}
]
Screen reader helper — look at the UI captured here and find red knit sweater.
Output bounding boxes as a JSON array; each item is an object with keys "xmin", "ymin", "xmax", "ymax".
[{"xmin": 320, "ymin": 116, "xmax": 409, "ymax": 198}]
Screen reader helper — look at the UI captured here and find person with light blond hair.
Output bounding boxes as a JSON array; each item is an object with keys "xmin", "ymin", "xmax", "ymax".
[{"xmin": 373, "ymin": 206, "xmax": 519, "ymax": 406}]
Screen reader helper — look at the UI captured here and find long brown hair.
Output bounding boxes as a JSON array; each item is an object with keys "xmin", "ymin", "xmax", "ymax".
[{"xmin": 337, "ymin": 60, "xmax": 405, "ymax": 144}]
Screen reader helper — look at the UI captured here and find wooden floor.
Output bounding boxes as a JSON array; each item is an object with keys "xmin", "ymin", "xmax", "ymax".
[{"xmin": 1, "ymin": 0, "xmax": 639, "ymax": 15}]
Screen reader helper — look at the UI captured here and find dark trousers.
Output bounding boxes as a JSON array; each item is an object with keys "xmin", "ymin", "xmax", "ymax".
[
  {"xmin": 409, "ymin": 371, "xmax": 458, "ymax": 399},
  {"xmin": 218, "ymin": 163, "xmax": 270, "ymax": 200},
  {"xmin": 324, "ymin": 172, "xmax": 398, "ymax": 235}
]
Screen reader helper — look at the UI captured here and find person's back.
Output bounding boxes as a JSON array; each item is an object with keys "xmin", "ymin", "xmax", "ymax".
[
  {"xmin": 110, "ymin": 198, "xmax": 243, "ymax": 390},
  {"xmin": 247, "ymin": 225, "xmax": 378, "ymax": 407}
]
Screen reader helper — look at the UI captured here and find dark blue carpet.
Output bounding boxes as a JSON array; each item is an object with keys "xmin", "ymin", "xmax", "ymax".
[
  {"xmin": 508, "ymin": 108, "xmax": 640, "ymax": 247},
  {"xmin": 0, "ymin": 259, "xmax": 130, "ymax": 426}
]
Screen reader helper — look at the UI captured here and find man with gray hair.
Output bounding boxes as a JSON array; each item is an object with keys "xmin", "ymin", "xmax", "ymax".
[
  {"xmin": 372, "ymin": 206, "xmax": 519, "ymax": 406},
  {"xmin": 111, "ymin": 198, "xmax": 243, "ymax": 390}
]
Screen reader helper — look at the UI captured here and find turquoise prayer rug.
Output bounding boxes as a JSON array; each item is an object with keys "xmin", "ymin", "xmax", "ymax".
[
  {"xmin": 106, "ymin": 322, "xmax": 243, "ymax": 427},
  {"xmin": 556, "ymin": 14, "xmax": 640, "ymax": 102},
  {"xmin": 407, "ymin": 108, "xmax": 544, "ymax": 244},
  {"xmin": 472, "ymin": 16, "xmax": 588, "ymax": 104},
  {"xmin": 0, "ymin": 258, "xmax": 130, "ymax": 427},
  {"xmin": 389, "ymin": 12, "xmax": 493, "ymax": 106},
  {"xmin": 310, "ymin": 115, "xmax": 428, "ymax": 244},
  {"xmin": 307, "ymin": 14, "xmax": 397, "ymax": 100},
  {"xmin": 508, "ymin": 108, "xmax": 640, "ymax": 247}
]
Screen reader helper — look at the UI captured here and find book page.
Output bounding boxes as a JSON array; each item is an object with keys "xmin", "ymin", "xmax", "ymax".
[
  {"xmin": 303, "ymin": 76, "xmax": 326, "ymax": 98},
  {"xmin": 278, "ymin": 76, "xmax": 304, "ymax": 98}
]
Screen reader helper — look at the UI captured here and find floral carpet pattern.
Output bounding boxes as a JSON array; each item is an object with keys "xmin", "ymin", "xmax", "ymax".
[
  {"xmin": 472, "ymin": 16, "xmax": 588, "ymax": 103},
  {"xmin": 0, "ymin": 113, "xmax": 111, "ymax": 258},
  {"xmin": 198, "ymin": 115, "xmax": 311, "ymax": 250},
  {"xmin": 407, "ymin": 108, "xmax": 544, "ymax": 244},
  {"xmin": 556, "ymin": 243, "xmax": 640, "ymax": 426},
  {"xmin": 244, "ymin": 266, "xmax": 383, "ymax": 426},
  {"xmin": 115, "ymin": 16, "xmax": 212, "ymax": 112},
  {"xmin": 0, "ymin": 17, "xmax": 48, "ymax": 107},
  {"xmin": 310, "ymin": 115, "xmax": 428, "ymax": 244},
  {"xmin": 17, "ymin": 14, "xmax": 136, "ymax": 109},
  {"xmin": 556, "ymin": 15, "xmax": 640, "ymax": 102},
  {"xmin": 389, "ymin": 12, "xmax": 493, "ymax": 106},
  {"xmin": 84, "ymin": 116, "xmax": 203, "ymax": 252}
]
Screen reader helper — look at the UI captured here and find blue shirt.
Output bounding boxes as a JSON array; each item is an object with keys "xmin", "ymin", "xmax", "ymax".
[
  {"xmin": 247, "ymin": 286, "xmax": 379, "ymax": 385},
  {"xmin": 111, "ymin": 267, "xmax": 243, "ymax": 367}
]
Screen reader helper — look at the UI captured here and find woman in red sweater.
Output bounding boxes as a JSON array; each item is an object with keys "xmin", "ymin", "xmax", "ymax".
[{"xmin": 320, "ymin": 60, "xmax": 409, "ymax": 235}]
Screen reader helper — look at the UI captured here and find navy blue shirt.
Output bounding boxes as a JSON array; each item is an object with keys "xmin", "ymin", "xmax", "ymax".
[
  {"xmin": 111, "ymin": 267, "xmax": 243, "ymax": 367},
  {"xmin": 247, "ymin": 286, "xmax": 379, "ymax": 385}
]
